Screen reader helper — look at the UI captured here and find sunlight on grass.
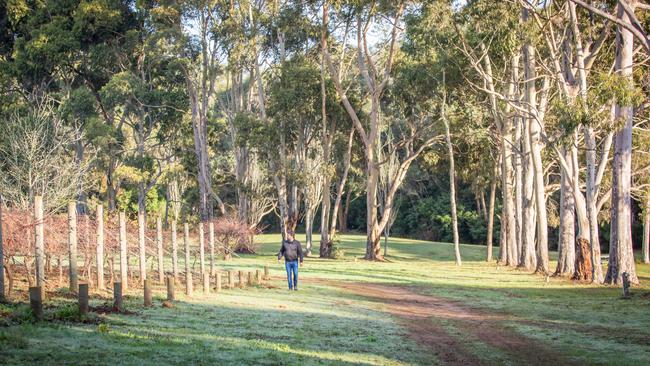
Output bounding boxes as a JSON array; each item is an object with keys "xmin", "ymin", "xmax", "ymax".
[{"xmin": 1, "ymin": 233, "xmax": 649, "ymax": 365}]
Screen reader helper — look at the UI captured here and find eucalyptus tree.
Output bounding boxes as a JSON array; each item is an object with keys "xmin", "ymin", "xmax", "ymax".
[
  {"xmin": 323, "ymin": 0, "xmax": 441, "ymax": 260},
  {"xmin": 4, "ymin": 0, "xmax": 141, "ymax": 211},
  {"xmin": 318, "ymin": 0, "xmax": 362, "ymax": 257},
  {"xmin": 267, "ymin": 56, "xmax": 325, "ymax": 251},
  {"xmin": 179, "ymin": 0, "xmax": 230, "ymax": 221},
  {"xmin": 569, "ymin": 0, "xmax": 649, "ymax": 284}
]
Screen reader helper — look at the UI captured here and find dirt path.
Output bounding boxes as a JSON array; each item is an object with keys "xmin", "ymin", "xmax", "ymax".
[{"xmin": 312, "ymin": 279, "xmax": 576, "ymax": 366}]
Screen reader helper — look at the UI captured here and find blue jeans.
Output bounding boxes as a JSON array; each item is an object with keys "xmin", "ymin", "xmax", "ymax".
[{"xmin": 285, "ymin": 260, "xmax": 299, "ymax": 289}]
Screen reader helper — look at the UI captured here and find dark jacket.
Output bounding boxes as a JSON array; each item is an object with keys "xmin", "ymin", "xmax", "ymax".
[{"xmin": 278, "ymin": 240, "xmax": 304, "ymax": 262}]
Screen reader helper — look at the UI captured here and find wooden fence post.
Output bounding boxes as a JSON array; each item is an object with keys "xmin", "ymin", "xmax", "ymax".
[
  {"xmin": 216, "ymin": 272, "xmax": 222, "ymax": 293},
  {"xmin": 238, "ymin": 270, "xmax": 244, "ymax": 288},
  {"xmin": 166, "ymin": 275, "xmax": 175, "ymax": 301},
  {"xmin": 247, "ymin": 272, "xmax": 253, "ymax": 286},
  {"xmin": 29, "ymin": 286, "xmax": 43, "ymax": 320},
  {"xmin": 228, "ymin": 271, "xmax": 234, "ymax": 290},
  {"xmin": 184, "ymin": 223, "xmax": 192, "ymax": 296},
  {"xmin": 68, "ymin": 202, "xmax": 78, "ymax": 293},
  {"xmin": 156, "ymin": 217, "xmax": 164, "ymax": 284},
  {"xmin": 138, "ymin": 210, "xmax": 146, "ymax": 284},
  {"xmin": 34, "ymin": 196, "xmax": 45, "ymax": 288},
  {"xmin": 119, "ymin": 212, "xmax": 128, "ymax": 290},
  {"xmin": 0, "ymin": 194, "xmax": 5, "ymax": 301},
  {"xmin": 144, "ymin": 279, "xmax": 152, "ymax": 307},
  {"xmin": 264, "ymin": 265, "xmax": 269, "ymax": 280},
  {"xmin": 203, "ymin": 273, "xmax": 210, "ymax": 293},
  {"xmin": 256, "ymin": 269, "xmax": 261, "ymax": 285},
  {"xmin": 171, "ymin": 220, "xmax": 179, "ymax": 282},
  {"xmin": 622, "ymin": 272, "xmax": 631, "ymax": 298},
  {"xmin": 113, "ymin": 282, "xmax": 123, "ymax": 312},
  {"xmin": 199, "ymin": 222, "xmax": 205, "ymax": 278},
  {"xmin": 96, "ymin": 205, "xmax": 105, "ymax": 290},
  {"xmin": 78, "ymin": 283, "xmax": 89, "ymax": 314},
  {"xmin": 209, "ymin": 221, "xmax": 215, "ymax": 276}
]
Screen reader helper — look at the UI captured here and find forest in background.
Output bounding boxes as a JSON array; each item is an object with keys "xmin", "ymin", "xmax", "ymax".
[{"xmin": 0, "ymin": 0, "xmax": 649, "ymax": 288}]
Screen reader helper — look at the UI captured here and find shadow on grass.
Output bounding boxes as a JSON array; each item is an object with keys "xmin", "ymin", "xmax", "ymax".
[{"xmin": 0, "ymin": 288, "xmax": 434, "ymax": 366}]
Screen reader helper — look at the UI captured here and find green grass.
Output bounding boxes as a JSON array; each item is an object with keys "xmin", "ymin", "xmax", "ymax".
[{"xmin": 1, "ymin": 234, "xmax": 649, "ymax": 365}]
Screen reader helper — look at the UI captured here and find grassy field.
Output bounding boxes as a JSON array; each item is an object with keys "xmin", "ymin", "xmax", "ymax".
[{"xmin": 1, "ymin": 234, "xmax": 649, "ymax": 365}]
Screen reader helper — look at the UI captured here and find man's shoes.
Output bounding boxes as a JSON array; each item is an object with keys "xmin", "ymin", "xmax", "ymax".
[{"xmin": 293, "ymin": 287, "xmax": 298, "ymax": 291}]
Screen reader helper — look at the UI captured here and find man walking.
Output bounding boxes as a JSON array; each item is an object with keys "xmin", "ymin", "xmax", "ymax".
[{"xmin": 277, "ymin": 229, "xmax": 304, "ymax": 291}]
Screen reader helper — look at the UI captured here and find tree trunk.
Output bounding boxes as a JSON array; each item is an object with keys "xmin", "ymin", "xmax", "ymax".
[
  {"xmin": 341, "ymin": 189, "xmax": 351, "ymax": 233},
  {"xmin": 443, "ymin": 108, "xmax": 461, "ymax": 266},
  {"xmin": 324, "ymin": 129, "xmax": 355, "ymax": 257},
  {"xmin": 522, "ymin": 22, "xmax": 549, "ymax": 273},
  {"xmin": 486, "ymin": 170, "xmax": 497, "ymax": 262},
  {"xmin": 119, "ymin": 211, "xmax": 128, "ymax": 290},
  {"xmin": 209, "ymin": 221, "xmax": 215, "ymax": 276},
  {"xmin": 171, "ymin": 220, "xmax": 179, "ymax": 282},
  {"xmin": 68, "ymin": 201, "xmax": 79, "ymax": 292},
  {"xmin": 513, "ymin": 75, "xmax": 523, "ymax": 263},
  {"xmin": 643, "ymin": 196, "xmax": 649, "ymax": 264},
  {"xmin": 605, "ymin": 2, "xmax": 639, "ymax": 285},
  {"xmin": 96, "ymin": 204, "xmax": 105, "ymax": 290},
  {"xmin": 138, "ymin": 208, "xmax": 146, "ymax": 284},
  {"xmin": 500, "ymin": 117, "xmax": 517, "ymax": 266},
  {"xmin": 156, "ymin": 216, "xmax": 164, "ymax": 284},
  {"xmin": 519, "ymin": 105, "xmax": 537, "ymax": 270},
  {"xmin": 184, "ymin": 223, "xmax": 192, "ymax": 295},
  {"xmin": 556, "ymin": 147, "xmax": 576, "ymax": 276},
  {"xmin": 199, "ymin": 222, "xmax": 205, "ymax": 277},
  {"xmin": 0, "ymin": 195, "xmax": 4, "ymax": 301},
  {"xmin": 34, "ymin": 196, "xmax": 45, "ymax": 288},
  {"xmin": 305, "ymin": 208, "xmax": 314, "ymax": 256}
]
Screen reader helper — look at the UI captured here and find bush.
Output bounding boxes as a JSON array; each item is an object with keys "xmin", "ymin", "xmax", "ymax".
[
  {"xmin": 212, "ymin": 216, "xmax": 259, "ymax": 259},
  {"xmin": 329, "ymin": 235, "xmax": 345, "ymax": 259}
]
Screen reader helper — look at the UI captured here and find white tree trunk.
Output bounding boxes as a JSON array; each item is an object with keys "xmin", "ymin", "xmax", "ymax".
[
  {"xmin": 519, "ymin": 109, "xmax": 537, "ymax": 270},
  {"xmin": 605, "ymin": 1, "xmax": 639, "ymax": 285},
  {"xmin": 138, "ymin": 209, "xmax": 146, "ymax": 284},
  {"xmin": 556, "ymin": 147, "xmax": 576, "ymax": 276},
  {"xmin": 119, "ymin": 211, "xmax": 128, "ymax": 290},
  {"xmin": 171, "ymin": 220, "xmax": 179, "ymax": 282},
  {"xmin": 199, "ymin": 222, "xmax": 205, "ymax": 277},
  {"xmin": 68, "ymin": 201, "xmax": 79, "ymax": 292},
  {"xmin": 522, "ymin": 28, "xmax": 549, "ymax": 274},
  {"xmin": 643, "ymin": 197, "xmax": 650, "ymax": 264},
  {"xmin": 443, "ymin": 113, "xmax": 461, "ymax": 266},
  {"xmin": 486, "ymin": 171, "xmax": 497, "ymax": 262},
  {"xmin": 96, "ymin": 204, "xmax": 105, "ymax": 290},
  {"xmin": 156, "ymin": 216, "xmax": 164, "ymax": 284}
]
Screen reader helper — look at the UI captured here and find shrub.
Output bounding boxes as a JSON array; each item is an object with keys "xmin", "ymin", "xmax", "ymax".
[{"xmin": 212, "ymin": 216, "xmax": 259, "ymax": 259}]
